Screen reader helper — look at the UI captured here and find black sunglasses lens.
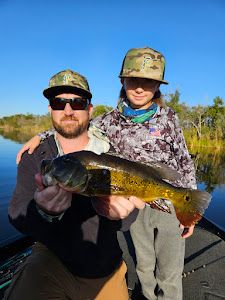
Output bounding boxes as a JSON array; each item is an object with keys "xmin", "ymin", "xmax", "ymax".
[
  {"xmin": 49, "ymin": 98, "xmax": 89, "ymax": 110},
  {"xmin": 49, "ymin": 99, "xmax": 66, "ymax": 110},
  {"xmin": 70, "ymin": 98, "xmax": 89, "ymax": 110}
]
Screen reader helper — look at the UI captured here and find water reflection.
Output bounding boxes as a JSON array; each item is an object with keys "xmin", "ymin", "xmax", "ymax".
[
  {"xmin": 0, "ymin": 129, "xmax": 35, "ymax": 144},
  {"xmin": 191, "ymin": 148, "xmax": 225, "ymax": 193}
]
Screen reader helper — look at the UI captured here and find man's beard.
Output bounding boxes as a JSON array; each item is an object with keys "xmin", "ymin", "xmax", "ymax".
[{"xmin": 52, "ymin": 116, "xmax": 88, "ymax": 139}]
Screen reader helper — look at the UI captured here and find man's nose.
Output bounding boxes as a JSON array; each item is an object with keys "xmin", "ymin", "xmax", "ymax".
[{"xmin": 64, "ymin": 103, "xmax": 74, "ymax": 114}]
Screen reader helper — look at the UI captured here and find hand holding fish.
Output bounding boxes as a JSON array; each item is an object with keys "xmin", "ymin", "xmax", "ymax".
[
  {"xmin": 92, "ymin": 195, "xmax": 145, "ymax": 220},
  {"xmin": 34, "ymin": 173, "xmax": 72, "ymax": 215},
  {"xmin": 180, "ymin": 224, "xmax": 195, "ymax": 238}
]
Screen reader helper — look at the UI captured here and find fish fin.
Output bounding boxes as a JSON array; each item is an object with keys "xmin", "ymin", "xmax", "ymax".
[
  {"xmin": 104, "ymin": 152, "xmax": 181, "ymax": 182},
  {"xmin": 148, "ymin": 199, "xmax": 172, "ymax": 213},
  {"xmin": 146, "ymin": 162, "xmax": 181, "ymax": 182},
  {"xmin": 175, "ymin": 208, "xmax": 202, "ymax": 227},
  {"xmin": 174, "ymin": 190, "xmax": 212, "ymax": 226}
]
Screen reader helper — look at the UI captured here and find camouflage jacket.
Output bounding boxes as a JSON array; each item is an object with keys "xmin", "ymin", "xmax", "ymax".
[{"xmin": 93, "ymin": 106, "xmax": 197, "ymax": 189}]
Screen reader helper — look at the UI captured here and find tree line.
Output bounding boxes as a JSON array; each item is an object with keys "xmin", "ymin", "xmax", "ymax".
[
  {"xmin": 0, "ymin": 92, "xmax": 224, "ymax": 148},
  {"xmin": 164, "ymin": 91, "xmax": 224, "ymax": 148}
]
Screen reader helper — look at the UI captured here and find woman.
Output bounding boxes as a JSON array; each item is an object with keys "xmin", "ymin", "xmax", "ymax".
[{"xmin": 17, "ymin": 47, "xmax": 196, "ymax": 300}]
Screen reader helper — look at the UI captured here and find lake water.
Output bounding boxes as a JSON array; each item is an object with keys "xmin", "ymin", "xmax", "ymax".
[
  {"xmin": 0, "ymin": 136, "xmax": 24, "ymax": 246},
  {"xmin": 0, "ymin": 134, "xmax": 225, "ymax": 247}
]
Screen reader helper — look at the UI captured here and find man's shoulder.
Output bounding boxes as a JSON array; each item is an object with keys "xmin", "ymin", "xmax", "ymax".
[{"xmin": 20, "ymin": 135, "xmax": 57, "ymax": 165}]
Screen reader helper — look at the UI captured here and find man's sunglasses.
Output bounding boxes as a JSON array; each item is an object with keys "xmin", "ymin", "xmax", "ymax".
[{"xmin": 49, "ymin": 97, "xmax": 90, "ymax": 110}]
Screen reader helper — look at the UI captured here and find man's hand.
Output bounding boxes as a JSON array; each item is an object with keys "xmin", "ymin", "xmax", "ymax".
[
  {"xmin": 34, "ymin": 173, "xmax": 72, "ymax": 215},
  {"xmin": 180, "ymin": 224, "xmax": 195, "ymax": 238},
  {"xmin": 92, "ymin": 195, "xmax": 145, "ymax": 220}
]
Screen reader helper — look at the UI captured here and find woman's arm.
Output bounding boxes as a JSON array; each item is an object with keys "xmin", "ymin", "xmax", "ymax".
[
  {"xmin": 171, "ymin": 113, "xmax": 197, "ymax": 189},
  {"xmin": 16, "ymin": 129, "xmax": 55, "ymax": 164}
]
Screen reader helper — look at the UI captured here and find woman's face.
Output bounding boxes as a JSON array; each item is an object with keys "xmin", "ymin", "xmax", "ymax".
[{"xmin": 123, "ymin": 77, "xmax": 160, "ymax": 109}]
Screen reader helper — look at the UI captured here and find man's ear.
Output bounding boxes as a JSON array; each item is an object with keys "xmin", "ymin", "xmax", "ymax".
[
  {"xmin": 48, "ymin": 105, "xmax": 52, "ymax": 116},
  {"xmin": 88, "ymin": 103, "xmax": 93, "ymax": 118}
]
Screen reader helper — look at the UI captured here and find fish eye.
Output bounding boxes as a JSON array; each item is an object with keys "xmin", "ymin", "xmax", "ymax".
[
  {"xmin": 63, "ymin": 157, "xmax": 71, "ymax": 162},
  {"xmin": 102, "ymin": 169, "xmax": 108, "ymax": 175},
  {"xmin": 185, "ymin": 195, "xmax": 190, "ymax": 202}
]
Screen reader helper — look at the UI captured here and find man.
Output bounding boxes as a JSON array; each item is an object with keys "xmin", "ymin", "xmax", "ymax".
[{"xmin": 5, "ymin": 69, "xmax": 144, "ymax": 300}]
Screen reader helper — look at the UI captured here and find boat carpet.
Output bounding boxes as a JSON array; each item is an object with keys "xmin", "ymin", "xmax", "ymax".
[
  {"xmin": 1, "ymin": 226, "xmax": 224, "ymax": 299},
  {"xmin": 118, "ymin": 225, "xmax": 225, "ymax": 300},
  {"xmin": 183, "ymin": 226, "xmax": 225, "ymax": 299}
]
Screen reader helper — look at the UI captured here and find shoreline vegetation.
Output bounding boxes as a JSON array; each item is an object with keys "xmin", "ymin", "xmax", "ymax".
[
  {"xmin": 0, "ymin": 94, "xmax": 224, "ymax": 193},
  {"xmin": 0, "ymin": 91, "xmax": 224, "ymax": 151}
]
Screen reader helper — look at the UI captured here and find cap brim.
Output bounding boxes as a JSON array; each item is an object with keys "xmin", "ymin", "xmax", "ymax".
[
  {"xmin": 119, "ymin": 75, "xmax": 168, "ymax": 85},
  {"xmin": 43, "ymin": 85, "xmax": 92, "ymax": 100}
]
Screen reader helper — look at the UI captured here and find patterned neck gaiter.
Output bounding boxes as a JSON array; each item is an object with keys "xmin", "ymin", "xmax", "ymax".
[{"xmin": 117, "ymin": 98, "xmax": 158, "ymax": 123}]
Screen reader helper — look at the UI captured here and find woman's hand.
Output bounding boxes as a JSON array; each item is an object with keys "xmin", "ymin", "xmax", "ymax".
[
  {"xmin": 180, "ymin": 224, "xmax": 195, "ymax": 238},
  {"xmin": 16, "ymin": 135, "xmax": 41, "ymax": 164}
]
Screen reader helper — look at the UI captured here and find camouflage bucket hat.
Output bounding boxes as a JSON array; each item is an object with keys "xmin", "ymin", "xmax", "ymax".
[
  {"xmin": 43, "ymin": 69, "xmax": 92, "ymax": 100},
  {"xmin": 119, "ymin": 47, "xmax": 168, "ymax": 84}
]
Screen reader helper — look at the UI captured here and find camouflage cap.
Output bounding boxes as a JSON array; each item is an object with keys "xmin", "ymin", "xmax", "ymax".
[
  {"xmin": 119, "ymin": 47, "xmax": 168, "ymax": 84},
  {"xmin": 43, "ymin": 69, "xmax": 92, "ymax": 100}
]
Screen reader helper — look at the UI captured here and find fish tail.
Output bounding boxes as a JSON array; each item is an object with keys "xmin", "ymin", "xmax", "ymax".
[{"xmin": 174, "ymin": 189, "xmax": 212, "ymax": 227}]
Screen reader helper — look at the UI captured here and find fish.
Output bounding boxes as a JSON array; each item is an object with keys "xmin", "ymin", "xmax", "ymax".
[{"xmin": 41, "ymin": 151, "xmax": 212, "ymax": 226}]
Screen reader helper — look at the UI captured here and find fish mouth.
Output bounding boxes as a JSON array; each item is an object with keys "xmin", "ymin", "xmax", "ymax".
[
  {"xmin": 41, "ymin": 159, "xmax": 53, "ymax": 175},
  {"xmin": 50, "ymin": 155, "xmax": 89, "ymax": 192},
  {"xmin": 41, "ymin": 159, "xmax": 57, "ymax": 186}
]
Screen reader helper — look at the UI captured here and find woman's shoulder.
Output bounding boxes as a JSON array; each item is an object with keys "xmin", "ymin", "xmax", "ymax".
[
  {"xmin": 92, "ymin": 108, "xmax": 120, "ymax": 124},
  {"xmin": 157, "ymin": 105, "xmax": 178, "ymax": 122},
  {"xmin": 159, "ymin": 105, "xmax": 176, "ymax": 116}
]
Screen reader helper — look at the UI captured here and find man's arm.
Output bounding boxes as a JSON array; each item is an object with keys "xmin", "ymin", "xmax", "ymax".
[
  {"xmin": 9, "ymin": 149, "xmax": 72, "ymax": 234},
  {"xmin": 9, "ymin": 151, "xmax": 39, "ymax": 229},
  {"xmin": 171, "ymin": 112, "xmax": 197, "ymax": 190}
]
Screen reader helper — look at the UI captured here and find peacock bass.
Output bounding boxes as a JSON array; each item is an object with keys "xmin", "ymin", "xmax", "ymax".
[{"xmin": 41, "ymin": 151, "xmax": 211, "ymax": 226}]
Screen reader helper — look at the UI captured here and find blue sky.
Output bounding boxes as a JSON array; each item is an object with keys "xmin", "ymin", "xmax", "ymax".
[{"xmin": 0, "ymin": 0, "xmax": 225, "ymax": 117}]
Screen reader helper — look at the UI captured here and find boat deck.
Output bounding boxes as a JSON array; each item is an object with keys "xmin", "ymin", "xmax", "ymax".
[
  {"xmin": 119, "ymin": 220, "xmax": 225, "ymax": 300},
  {"xmin": 183, "ymin": 226, "xmax": 225, "ymax": 299},
  {"xmin": 1, "ymin": 221, "xmax": 225, "ymax": 299}
]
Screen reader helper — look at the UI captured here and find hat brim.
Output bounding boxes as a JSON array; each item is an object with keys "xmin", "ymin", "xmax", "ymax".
[
  {"xmin": 43, "ymin": 85, "xmax": 92, "ymax": 100},
  {"xmin": 119, "ymin": 75, "xmax": 168, "ymax": 85}
]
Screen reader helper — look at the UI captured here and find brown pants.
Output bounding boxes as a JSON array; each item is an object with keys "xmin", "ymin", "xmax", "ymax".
[{"xmin": 4, "ymin": 243, "xmax": 129, "ymax": 300}]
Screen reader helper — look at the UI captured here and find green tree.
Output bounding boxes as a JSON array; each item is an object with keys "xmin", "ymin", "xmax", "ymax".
[
  {"xmin": 206, "ymin": 97, "xmax": 225, "ymax": 140},
  {"xmin": 164, "ymin": 89, "xmax": 190, "ymax": 125},
  {"xmin": 188, "ymin": 105, "xmax": 207, "ymax": 140},
  {"xmin": 165, "ymin": 90, "xmax": 181, "ymax": 112},
  {"xmin": 92, "ymin": 105, "xmax": 113, "ymax": 119}
]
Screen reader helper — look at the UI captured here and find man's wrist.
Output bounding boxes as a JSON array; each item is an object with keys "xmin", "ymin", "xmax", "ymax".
[{"xmin": 36, "ymin": 204, "xmax": 65, "ymax": 223}]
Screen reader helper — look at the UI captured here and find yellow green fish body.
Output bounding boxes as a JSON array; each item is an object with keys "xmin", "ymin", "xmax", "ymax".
[{"xmin": 41, "ymin": 151, "xmax": 211, "ymax": 226}]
